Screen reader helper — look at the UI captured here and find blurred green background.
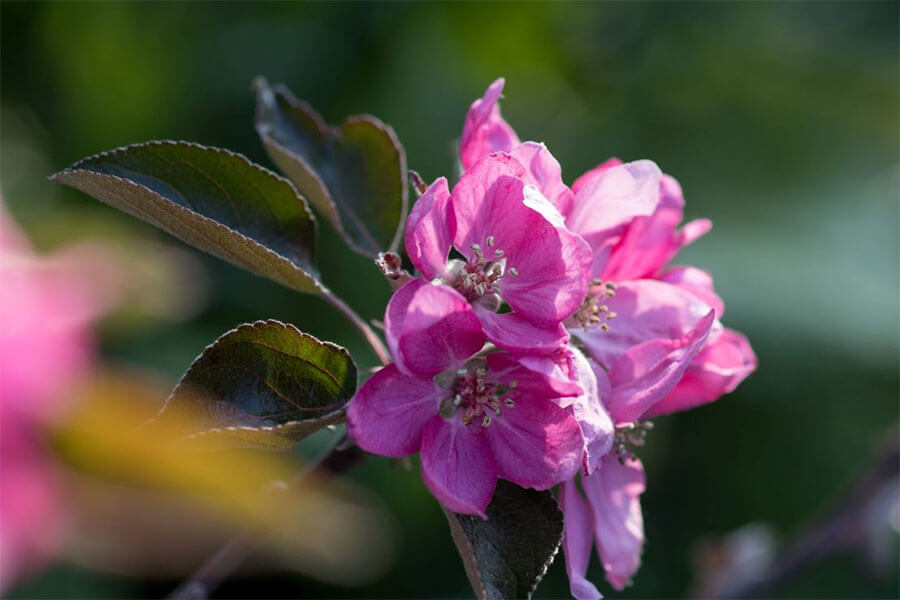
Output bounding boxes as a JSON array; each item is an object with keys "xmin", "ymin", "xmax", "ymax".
[{"xmin": 2, "ymin": 1, "xmax": 897, "ymax": 598}]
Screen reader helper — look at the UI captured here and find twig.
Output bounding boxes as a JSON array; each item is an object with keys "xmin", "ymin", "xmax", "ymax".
[
  {"xmin": 321, "ymin": 288, "xmax": 390, "ymax": 366},
  {"xmin": 692, "ymin": 426, "xmax": 900, "ymax": 599}
]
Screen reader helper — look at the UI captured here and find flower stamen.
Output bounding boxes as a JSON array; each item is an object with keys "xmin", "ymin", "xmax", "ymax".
[
  {"xmin": 614, "ymin": 421, "xmax": 653, "ymax": 464},
  {"xmin": 440, "ymin": 363, "xmax": 518, "ymax": 429}
]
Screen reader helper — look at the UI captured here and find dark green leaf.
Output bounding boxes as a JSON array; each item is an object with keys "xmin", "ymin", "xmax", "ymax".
[
  {"xmin": 255, "ymin": 77, "xmax": 408, "ymax": 258},
  {"xmin": 160, "ymin": 320, "xmax": 356, "ymax": 449},
  {"xmin": 443, "ymin": 481, "xmax": 564, "ymax": 600},
  {"xmin": 51, "ymin": 141, "xmax": 322, "ymax": 295}
]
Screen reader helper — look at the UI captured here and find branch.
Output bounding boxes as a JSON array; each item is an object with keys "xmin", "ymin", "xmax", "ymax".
[
  {"xmin": 691, "ymin": 425, "xmax": 900, "ymax": 599},
  {"xmin": 321, "ymin": 287, "xmax": 390, "ymax": 366}
]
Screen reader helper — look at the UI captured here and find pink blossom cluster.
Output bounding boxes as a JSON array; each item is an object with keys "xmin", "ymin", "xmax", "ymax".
[{"xmin": 347, "ymin": 79, "xmax": 756, "ymax": 598}]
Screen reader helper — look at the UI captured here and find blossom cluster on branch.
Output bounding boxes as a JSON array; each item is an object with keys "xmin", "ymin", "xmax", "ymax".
[{"xmin": 348, "ymin": 79, "xmax": 757, "ymax": 599}]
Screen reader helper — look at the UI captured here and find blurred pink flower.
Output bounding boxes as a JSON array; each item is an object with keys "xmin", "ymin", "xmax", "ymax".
[
  {"xmin": 0, "ymin": 203, "xmax": 119, "ymax": 591},
  {"xmin": 347, "ymin": 279, "xmax": 585, "ymax": 516}
]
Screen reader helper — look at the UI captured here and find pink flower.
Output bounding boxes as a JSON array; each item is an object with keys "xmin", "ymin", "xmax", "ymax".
[
  {"xmin": 405, "ymin": 152, "xmax": 593, "ymax": 354},
  {"xmin": 459, "ymin": 79, "xmax": 757, "ymax": 597},
  {"xmin": 347, "ymin": 279, "xmax": 586, "ymax": 516},
  {"xmin": 0, "ymin": 203, "xmax": 118, "ymax": 591},
  {"xmin": 458, "ymin": 78, "xmax": 757, "ymax": 419}
]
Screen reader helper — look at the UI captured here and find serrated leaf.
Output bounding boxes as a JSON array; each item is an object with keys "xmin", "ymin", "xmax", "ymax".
[
  {"xmin": 159, "ymin": 320, "xmax": 356, "ymax": 449},
  {"xmin": 444, "ymin": 481, "xmax": 564, "ymax": 600},
  {"xmin": 51, "ymin": 141, "xmax": 323, "ymax": 295},
  {"xmin": 255, "ymin": 78, "xmax": 408, "ymax": 258}
]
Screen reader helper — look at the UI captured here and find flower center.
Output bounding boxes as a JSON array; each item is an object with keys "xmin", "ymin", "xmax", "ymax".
[
  {"xmin": 452, "ymin": 236, "xmax": 518, "ymax": 302},
  {"xmin": 571, "ymin": 280, "xmax": 617, "ymax": 330},
  {"xmin": 613, "ymin": 421, "xmax": 653, "ymax": 463},
  {"xmin": 438, "ymin": 365, "xmax": 517, "ymax": 428}
]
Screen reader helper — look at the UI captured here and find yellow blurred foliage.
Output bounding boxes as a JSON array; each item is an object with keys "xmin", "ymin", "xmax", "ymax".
[{"xmin": 49, "ymin": 370, "xmax": 394, "ymax": 584}]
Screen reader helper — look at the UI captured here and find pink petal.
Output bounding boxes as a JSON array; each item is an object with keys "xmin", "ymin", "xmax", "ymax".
[
  {"xmin": 600, "ymin": 175, "xmax": 712, "ymax": 281},
  {"xmin": 560, "ymin": 479, "xmax": 603, "ymax": 600},
  {"xmin": 404, "ymin": 177, "xmax": 454, "ymax": 280},
  {"xmin": 0, "ymin": 413, "xmax": 63, "ymax": 592},
  {"xmin": 459, "ymin": 78, "xmax": 520, "ymax": 170},
  {"xmin": 603, "ymin": 310, "xmax": 715, "ymax": 425},
  {"xmin": 473, "ymin": 305, "xmax": 569, "ymax": 355},
  {"xmin": 645, "ymin": 327, "xmax": 757, "ymax": 418},
  {"xmin": 520, "ymin": 347, "xmax": 613, "ymax": 473},
  {"xmin": 681, "ymin": 218, "xmax": 712, "ymax": 246},
  {"xmin": 657, "ymin": 266, "xmax": 725, "ymax": 318},
  {"xmin": 567, "ymin": 347, "xmax": 615, "ymax": 473},
  {"xmin": 509, "ymin": 142, "xmax": 575, "ymax": 216},
  {"xmin": 452, "ymin": 154, "xmax": 592, "ymax": 326},
  {"xmin": 566, "ymin": 160, "xmax": 662, "ymax": 252},
  {"xmin": 486, "ymin": 352, "xmax": 583, "ymax": 399},
  {"xmin": 346, "ymin": 365, "xmax": 444, "ymax": 457},
  {"xmin": 570, "ymin": 158, "xmax": 622, "ymax": 196},
  {"xmin": 574, "ymin": 279, "xmax": 715, "ymax": 369},
  {"xmin": 386, "ymin": 279, "xmax": 484, "ymax": 377},
  {"xmin": 583, "ymin": 455, "xmax": 646, "ymax": 591},
  {"xmin": 484, "ymin": 394, "xmax": 583, "ymax": 490},
  {"xmin": 420, "ymin": 418, "xmax": 497, "ymax": 517},
  {"xmin": 598, "ymin": 178, "xmax": 685, "ymax": 281}
]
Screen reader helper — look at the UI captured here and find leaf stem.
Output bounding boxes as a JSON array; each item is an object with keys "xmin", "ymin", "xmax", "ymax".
[{"xmin": 321, "ymin": 287, "xmax": 390, "ymax": 366}]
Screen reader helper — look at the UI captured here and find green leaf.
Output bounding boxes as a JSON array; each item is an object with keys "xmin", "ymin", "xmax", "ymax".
[
  {"xmin": 51, "ymin": 141, "xmax": 323, "ymax": 295},
  {"xmin": 159, "ymin": 320, "xmax": 357, "ymax": 449},
  {"xmin": 255, "ymin": 77, "xmax": 408, "ymax": 258},
  {"xmin": 443, "ymin": 481, "xmax": 564, "ymax": 600}
]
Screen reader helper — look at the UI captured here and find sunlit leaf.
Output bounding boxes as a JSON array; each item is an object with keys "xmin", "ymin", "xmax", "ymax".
[
  {"xmin": 158, "ymin": 320, "xmax": 356, "ymax": 449},
  {"xmin": 255, "ymin": 78, "xmax": 408, "ymax": 258},
  {"xmin": 443, "ymin": 481, "xmax": 564, "ymax": 599},
  {"xmin": 51, "ymin": 141, "xmax": 323, "ymax": 295}
]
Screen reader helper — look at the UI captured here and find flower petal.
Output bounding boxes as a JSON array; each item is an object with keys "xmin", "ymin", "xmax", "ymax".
[
  {"xmin": 568, "ymin": 347, "xmax": 615, "ymax": 473},
  {"xmin": 566, "ymin": 160, "xmax": 662, "ymax": 252},
  {"xmin": 487, "ymin": 352, "xmax": 583, "ymax": 399},
  {"xmin": 570, "ymin": 158, "xmax": 622, "ymax": 196},
  {"xmin": 573, "ymin": 279, "xmax": 715, "ymax": 369},
  {"xmin": 582, "ymin": 455, "xmax": 646, "ymax": 591},
  {"xmin": 603, "ymin": 310, "xmax": 715, "ymax": 425},
  {"xmin": 405, "ymin": 177, "xmax": 454, "ymax": 280},
  {"xmin": 420, "ymin": 418, "xmax": 497, "ymax": 517},
  {"xmin": 459, "ymin": 78, "xmax": 520, "ymax": 170},
  {"xmin": 645, "ymin": 327, "xmax": 757, "ymax": 418},
  {"xmin": 657, "ymin": 266, "xmax": 725, "ymax": 318},
  {"xmin": 386, "ymin": 279, "xmax": 485, "ymax": 377},
  {"xmin": 510, "ymin": 142, "xmax": 575, "ymax": 216},
  {"xmin": 600, "ymin": 175, "xmax": 712, "ymax": 281},
  {"xmin": 560, "ymin": 479, "xmax": 603, "ymax": 600},
  {"xmin": 485, "ymin": 393, "xmax": 583, "ymax": 489},
  {"xmin": 452, "ymin": 154, "xmax": 592, "ymax": 326},
  {"xmin": 473, "ymin": 305, "xmax": 569, "ymax": 355},
  {"xmin": 347, "ymin": 365, "xmax": 444, "ymax": 457}
]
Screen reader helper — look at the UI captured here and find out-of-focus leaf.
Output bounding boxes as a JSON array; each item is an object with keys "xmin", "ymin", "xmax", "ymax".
[
  {"xmin": 443, "ymin": 481, "xmax": 564, "ymax": 600},
  {"xmin": 255, "ymin": 78, "xmax": 408, "ymax": 258},
  {"xmin": 158, "ymin": 320, "xmax": 356, "ymax": 449},
  {"xmin": 50, "ymin": 141, "xmax": 323, "ymax": 295},
  {"xmin": 52, "ymin": 371, "xmax": 393, "ymax": 584}
]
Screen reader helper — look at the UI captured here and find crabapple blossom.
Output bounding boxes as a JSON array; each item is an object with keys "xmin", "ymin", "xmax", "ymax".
[
  {"xmin": 347, "ymin": 279, "xmax": 587, "ymax": 516},
  {"xmin": 459, "ymin": 78, "xmax": 757, "ymax": 598}
]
